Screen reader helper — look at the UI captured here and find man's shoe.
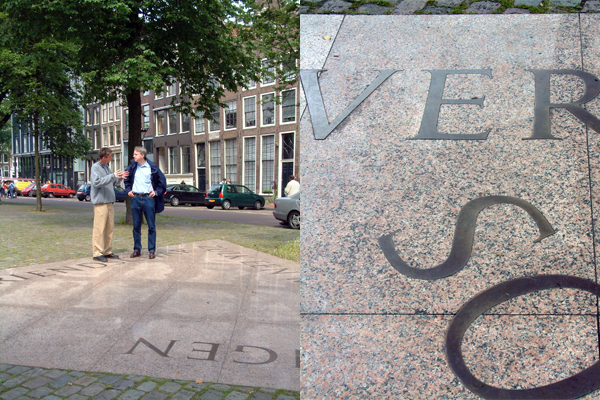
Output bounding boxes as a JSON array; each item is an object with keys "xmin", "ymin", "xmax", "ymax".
[
  {"xmin": 93, "ymin": 255, "xmax": 108, "ymax": 262},
  {"xmin": 149, "ymin": 251, "xmax": 155, "ymax": 259},
  {"xmin": 130, "ymin": 251, "xmax": 141, "ymax": 258},
  {"xmin": 105, "ymin": 254, "xmax": 120, "ymax": 259}
]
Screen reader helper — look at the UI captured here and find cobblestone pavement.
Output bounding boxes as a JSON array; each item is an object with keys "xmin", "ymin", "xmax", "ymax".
[
  {"xmin": 301, "ymin": 0, "xmax": 600, "ymax": 15},
  {"xmin": 0, "ymin": 364, "xmax": 299, "ymax": 400}
]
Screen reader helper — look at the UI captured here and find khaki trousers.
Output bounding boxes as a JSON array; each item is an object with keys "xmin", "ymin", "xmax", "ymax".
[{"xmin": 92, "ymin": 203, "xmax": 114, "ymax": 257}]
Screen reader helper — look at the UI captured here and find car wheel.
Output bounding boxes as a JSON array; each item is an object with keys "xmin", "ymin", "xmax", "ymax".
[
  {"xmin": 253, "ymin": 200, "xmax": 262, "ymax": 210},
  {"xmin": 68, "ymin": 193, "xmax": 74, "ymax": 198},
  {"xmin": 238, "ymin": 206, "xmax": 245, "ymax": 210},
  {"xmin": 85, "ymin": 194, "xmax": 91, "ymax": 202},
  {"xmin": 207, "ymin": 205, "xmax": 214, "ymax": 209},
  {"xmin": 170, "ymin": 197, "xmax": 180, "ymax": 207},
  {"xmin": 78, "ymin": 197, "xmax": 83, "ymax": 201},
  {"xmin": 288, "ymin": 211, "xmax": 300, "ymax": 229},
  {"xmin": 222, "ymin": 200, "xmax": 231, "ymax": 210},
  {"xmin": 48, "ymin": 193, "xmax": 54, "ymax": 198}
]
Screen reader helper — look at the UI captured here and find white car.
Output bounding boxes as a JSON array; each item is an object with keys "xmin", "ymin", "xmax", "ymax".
[{"xmin": 273, "ymin": 191, "xmax": 300, "ymax": 229}]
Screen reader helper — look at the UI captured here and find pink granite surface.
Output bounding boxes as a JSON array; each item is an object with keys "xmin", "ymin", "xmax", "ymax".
[{"xmin": 301, "ymin": 14, "xmax": 600, "ymax": 399}]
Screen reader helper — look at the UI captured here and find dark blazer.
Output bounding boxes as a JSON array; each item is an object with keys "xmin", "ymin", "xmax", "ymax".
[{"xmin": 124, "ymin": 159, "xmax": 167, "ymax": 213}]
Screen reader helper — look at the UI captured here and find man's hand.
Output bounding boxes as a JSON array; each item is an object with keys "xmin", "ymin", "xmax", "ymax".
[
  {"xmin": 128, "ymin": 190, "xmax": 134, "ymax": 197},
  {"xmin": 122, "ymin": 170, "xmax": 129, "ymax": 178},
  {"xmin": 149, "ymin": 190, "xmax": 156, "ymax": 198},
  {"xmin": 114, "ymin": 169, "xmax": 122, "ymax": 178}
]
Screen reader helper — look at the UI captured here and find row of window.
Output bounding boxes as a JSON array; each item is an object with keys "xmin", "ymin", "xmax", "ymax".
[
  {"xmin": 86, "ymin": 100, "xmax": 121, "ymax": 126},
  {"xmin": 87, "ymin": 125, "xmax": 122, "ymax": 150},
  {"xmin": 149, "ymin": 89, "xmax": 297, "ymax": 136}
]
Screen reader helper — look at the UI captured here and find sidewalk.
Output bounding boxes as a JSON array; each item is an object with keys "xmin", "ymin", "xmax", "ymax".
[{"xmin": 0, "ymin": 240, "xmax": 299, "ymax": 399}]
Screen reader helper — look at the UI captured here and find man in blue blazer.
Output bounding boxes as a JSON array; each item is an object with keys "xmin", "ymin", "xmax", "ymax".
[{"xmin": 124, "ymin": 146, "xmax": 167, "ymax": 259}]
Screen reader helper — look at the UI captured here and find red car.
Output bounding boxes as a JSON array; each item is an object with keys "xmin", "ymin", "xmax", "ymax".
[
  {"xmin": 21, "ymin": 183, "xmax": 36, "ymax": 197},
  {"xmin": 41, "ymin": 183, "xmax": 76, "ymax": 198}
]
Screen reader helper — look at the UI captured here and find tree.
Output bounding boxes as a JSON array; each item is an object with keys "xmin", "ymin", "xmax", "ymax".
[
  {"xmin": 0, "ymin": 8, "xmax": 91, "ymax": 211},
  {"xmin": 0, "ymin": 119, "xmax": 10, "ymax": 169}
]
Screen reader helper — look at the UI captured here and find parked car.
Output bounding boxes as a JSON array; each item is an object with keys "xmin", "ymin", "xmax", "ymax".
[
  {"xmin": 205, "ymin": 183, "xmax": 265, "ymax": 210},
  {"xmin": 22, "ymin": 183, "xmax": 36, "ymax": 197},
  {"xmin": 164, "ymin": 184, "xmax": 205, "ymax": 207},
  {"xmin": 77, "ymin": 183, "xmax": 127, "ymax": 202},
  {"xmin": 41, "ymin": 183, "xmax": 76, "ymax": 198},
  {"xmin": 273, "ymin": 191, "xmax": 300, "ymax": 229}
]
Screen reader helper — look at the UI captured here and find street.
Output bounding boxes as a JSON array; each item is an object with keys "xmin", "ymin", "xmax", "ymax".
[{"xmin": 6, "ymin": 196, "xmax": 285, "ymax": 228}]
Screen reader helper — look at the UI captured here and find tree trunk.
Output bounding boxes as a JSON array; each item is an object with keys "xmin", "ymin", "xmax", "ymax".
[
  {"xmin": 33, "ymin": 114, "xmax": 42, "ymax": 212},
  {"xmin": 125, "ymin": 88, "xmax": 142, "ymax": 225}
]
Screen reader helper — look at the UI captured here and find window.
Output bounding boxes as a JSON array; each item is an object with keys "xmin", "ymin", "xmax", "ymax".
[
  {"xmin": 115, "ymin": 100, "xmax": 120, "ymax": 120},
  {"xmin": 244, "ymin": 97, "xmax": 256, "ymax": 128},
  {"xmin": 116, "ymin": 126, "xmax": 121, "ymax": 145},
  {"xmin": 282, "ymin": 132, "xmax": 294, "ymax": 160},
  {"xmin": 143, "ymin": 139, "xmax": 152, "ymax": 156},
  {"xmin": 261, "ymin": 135, "xmax": 275, "ymax": 192},
  {"xmin": 168, "ymin": 108, "xmax": 177, "ymax": 134},
  {"xmin": 108, "ymin": 102, "xmax": 113, "ymax": 121},
  {"xmin": 155, "ymin": 89, "xmax": 163, "ymax": 99},
  {"xmin": 225, "ymin": 139, "xmax": 237, "ymax": 183},
  {"xmin": 168, "ymin": 82, "xmax": 177, "ymax": 96},
  {"xmin": 155, "ymin": 110, "xmax": 166, "ymax": 135},
  {"xmin": 244, "ymin": 137, "xmax": 256, "ymax": 192},
  {"xmin": 143, "ymin": 89, "xmax": 150, "ymax": 96},
  {"xmin": 169, "ymin": 146, "xmax": 178, "ymax": 174},
  {"xmin": 262, "ymin": 94, "xmax": 275, "ymax": 126},
  {"xmin": 209, "ymin": 106, "xmax": 220, "ymax": 132},
  {"xmin": 225, "ymin": 101, "xmax": 237, "ymax": 130},
  {"xmin": 194, "ymin": 111, "xmax": 205, "ymax": 134},
  {"xmin": 102, "ymin": 127, "xmax": 107, "ymax": 147},
  {"xmin": 209, "ymin": 141, "xmax": 221, "ymax": 185},
  {"xmin": 94, "ymin": 107, "xmax": 100, "ymax": 125},
  {"xmin": 181, "ymin": 113, "xmax": 190, "ymax": 132},
  {"xmin": 86, "ymin": 109, "xmax": 91, "ymax": 126},
  {"xmin": 109, "ymin": 126, "xmax": 114, "ymax": 147},
  {"xmin": 94, "ymin": 129, "xmax": 101, "ymax": 150},
  {"xmin": 181, "ymin": 146, "xmax": 191, "ymax": 174},
  {"xmin": 125, "ymin": 109, "xmax": 129, "ymax": 131},
  {"xmin": 115, "ymin": 153, "xmax": 121, "ymax": 171},
  {"xmin": 102, "ymin": 104, "xmax": 107, "ymax": 123},
  {"xmin": 197, "ymin": 143, "xmax": 206, "ymax": 168},
  {"xmin": 86, "ymin": 130, "xmax": 91, "ymax": 144},
  {"xmin": 261, "ymin": 59, "xmax": 276, "ymax": 85},
  {"xmin": 281, "ymin": 89, "xmax": 296, "ymax": 123},
  {"xmin": 143, "ymin": 105, "xmax": 150, "ymax": 129},
  {"xmin": 246, "ymin": 78, "xmax": 256, "ymax": 90}
]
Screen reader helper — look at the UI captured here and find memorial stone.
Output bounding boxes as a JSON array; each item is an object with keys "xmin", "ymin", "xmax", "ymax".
[{"xmin": 300, "ymin": 14, "xmax": 600, "ymax": 399}]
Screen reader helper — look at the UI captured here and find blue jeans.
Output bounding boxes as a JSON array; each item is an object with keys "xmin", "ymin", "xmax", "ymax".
[{"xmin": 132, "ymin": 195, "xmax": 156, "ymax": 252}]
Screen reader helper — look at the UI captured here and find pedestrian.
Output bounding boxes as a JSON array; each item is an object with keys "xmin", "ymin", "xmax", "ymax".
[
  {"xmin": 227, "ymin": 178, "xmax": 232, "ymax": 184},
  {"xmin": 284, "ymin": 175, "xmax": 300, "ymax": 197},
  {"xmin": 91, "ymin": 147, "xmax": 128, "ymax": 262},
  {"xmin": 0, "ymin": 181, "xmax": 4, "ymax": 198},
  {"xmin": 9, "ymin": 181, "xmax": 14, "ymax": 198},
  {"xmin": 124, "ymin": 146, "xmax": 167, "ymax": 260}
]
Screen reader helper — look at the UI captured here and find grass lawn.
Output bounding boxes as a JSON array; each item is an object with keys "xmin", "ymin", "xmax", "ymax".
[{"xmin": 0, "ymin": 202, "xmax": 299, "ymax": 270}]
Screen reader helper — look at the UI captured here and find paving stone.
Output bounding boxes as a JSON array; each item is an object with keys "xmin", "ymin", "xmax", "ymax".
[
  {"xmin": 465, "ymin": 0, "xmax": 501, "ymax": 12},
  {"xmin": 2, "ymin": 376, "xmax": 30, "ymax": 388},
  {"xmin": 156, "ymin": 383, "xmax": 180, "ymax": 394},
  {"xmin": 93, "ymin": 390, "xmax": 120, "ymax": 400},
  {"xmin": 170, "ymin": 390, "xmax": 194, "ymax": 400},
  {"xmin": 550, "ymin": 0, "xmax": 581, "ymax": 5},
  {"xmin": 98, "ymin": 376, "xmax": 124, "ymax": 385},
  {"xmin": 139, "ymin": 391, "xmax": 167, "ymax": 400},
  {"xmin": 49, "ymin": 375, "xmax": 75, "ymax": 388},
  {"xmin": 40, "ymin": 396, "xmax": 62, "ymax": 400},
  {"xmin": 582, "ymin": 0, "xmax": 600, "ymax": 10},
  {"xmin": 258, "ymin": 389, "xmax": 277, "ymax": 394},
  {"xmin": 69, "ymin": 372, "xmax": 86, "ymax": 378},
  {"xmin": 0, "ymin": 373, "xmax": 11, "ymax": 381},
  {"xmin": 125, "ymin": 376, "xmax": 145, "ymax": 383},
  {"xmin": 514, "ymin": 0, "xmax": 542, "ymax": 5},
  {"xmin": 13, "ymin": 396, "xmax": 32, "ymax": 400},
  {"xmin": 74, "ymin": 376, "xmax": 99, "ymax": 387},
  {"xmin": 210, "ymin": 385, "xmax": 231, "ymax": 392},
  {"xmin": 0, "ymin": 387, "xmax": 30, "ymax": 400},
  {"xmin": 80, "ymin": 383, "xmax": 108, "ymax": 397},
  {"xmin": 200, "ymin": 391, "xmax": 224, "ymax": 400},
  {"xmin": 250, "ymin": 393, "xmax": 272, "ymax": 400},
  {"xmin": 224, "ymin": 392, "xmax": 248, "ymax": 400},
  {"xmin": 503, "ymin": 7, "xmax": 530, "ymax": 12},
  {"xmin": 67, "ymin": 395, "xmax": 89, "ymax": 400},
  {"xmin": 0, "ymin": 365, "xmax": 13, "ymax": 372},
  {"xmin": 55, "ymin": 385, "xmax": 83, "ymax": 397},
  {"xmin": 22, "ymin": 376, "xmax": 51, "ymax": 389},
  {"xmin": 299, "ymin": 5, "xmax": 310, "ymax": 12},
  {"xmin": 320, "ymin": 0, "xmax": 353, "ymax": 11},
  {"xmin": 135, "ymin": 382, "xmax": 157, "ymax": 393},
  {"xmin": 234, "ymin": 387, "xmax": 254, "ymax": 393},
  {"xmin": 28, "ymin": 386, "xmax": 53, "ymax": 398},
  {"xmin": 274, "ymin": 396, "xmax": 296, "ymax": 400},
  {"xmin": 393, "ymin": 0, "xmax": 427, "ymax": 13},
  {"xmin": 183, "ymin": 383, "xmax": 206, "ymax": 392},
  {"xmin": 112, "ymin": 381, "xmax": 134, "ymax": 391},
  {"xmin": 435, "ymin": 0, "xmax": 464, "ymax": 6},
  {"xmin": 357, "ymin": 3, "xmax": 390, "ymax": 12},
  {"xmin": 22, "ymin": 369, "xmax": 47, "ymax": 379},
  {"xmin": 421, "ymin": 5, "xmax": 451, "ymax": 13},
  {"xmin": 118, "ymin": 390, "xmax": 145, "ymax": 400},
  {"xmin": 44, "ymin": 371, "xmax": 67, "ymax": 380},
  {"xmin": 6, "ymin": 367, "xmax": 30, "ymax": 376}
]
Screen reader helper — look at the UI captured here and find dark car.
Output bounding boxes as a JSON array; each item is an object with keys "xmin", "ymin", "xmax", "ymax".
[
  {"xmin": 164, "ymin": 184, "xmax": 205, "ymax": 207},
  {"xmin": 205, "ymin": 183, "xmax": 265, "ymax": 210},
  {"xmin": 77, "ymin": 183, "xmax": 126, "ymax": 202}
]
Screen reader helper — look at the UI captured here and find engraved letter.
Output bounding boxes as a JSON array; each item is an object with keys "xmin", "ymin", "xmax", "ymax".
[
  {"xmin": 187, "ymin": 342, "xmax": 220, "ymax": 361},
  {"xmin": 301, "ymin": 69, "xmax": 398, "ymax": 140},
  {"xmin": 125, "ymin": 338, "xmax": 177, "ymax": 357},
  {"xmin": 411, "ymin": 70, "xmax": 492, "ymax": 140},
  {"xmin": 527, "ymin": 69, "xmax": 600, "ymax": 139},
  {"xmin": 233, "ymin": 345, "xmax": 278, "ymax": 365}
]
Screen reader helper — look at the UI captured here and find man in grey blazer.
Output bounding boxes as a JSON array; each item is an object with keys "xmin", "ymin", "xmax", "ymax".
[{"xmin": 91, "ymin": 147, "xmax": 128, "ymax": 262}]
